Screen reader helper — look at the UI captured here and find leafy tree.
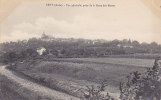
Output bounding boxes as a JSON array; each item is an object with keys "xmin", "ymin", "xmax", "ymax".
[
  {"xmin": 120, "ymin": 58, "xmax": 161, "ymax": 100},
  {"xmin": 1, "ymin": 51, "xmax": 18, "ymax": 63}
]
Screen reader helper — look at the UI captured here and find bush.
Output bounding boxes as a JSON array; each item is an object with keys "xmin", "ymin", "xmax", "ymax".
[
  {"xmin": 81, "ymin": 81, "xmax": 115, "ymax": 100},
  {"xmin": 120, "ymin": 58, "xmax": 161, "ymax": 100}
]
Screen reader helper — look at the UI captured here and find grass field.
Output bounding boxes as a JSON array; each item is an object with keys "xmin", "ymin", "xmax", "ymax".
[
  {"xmin": 10, "ymin": 57, "xmax": 155, "ymax": 98},
  {"xmin": 59, "ymin": 57, "xmax": 155, "ymax": 67},
  {"xmin": 0, "ymin": 75, "xmax": 38, "ymax": 100},
  {"xmin": 0, "ymin": 75, "xmax": 26, "ymax": 100}
]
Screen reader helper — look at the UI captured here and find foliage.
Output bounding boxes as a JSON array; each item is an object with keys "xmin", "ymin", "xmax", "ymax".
[
  {"xmin": 81, "ymin": 81, "xmax": 115, "ymax": 100},
  {"xmin": 0, "ymin": 34, "xmax": 161, "ymax": 63},
  {"xmin": 120, "ymin": 58, "xmax": 161, "ymax": 100},
  {"xmin": 0, "ymin": 48, "xmax": 38, "ymax": 64}
]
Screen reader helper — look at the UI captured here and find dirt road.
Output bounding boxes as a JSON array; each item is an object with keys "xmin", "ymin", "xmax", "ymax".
[{"xmin": 0, "ymin": 65, "xmax": 80, "ymax": 100}]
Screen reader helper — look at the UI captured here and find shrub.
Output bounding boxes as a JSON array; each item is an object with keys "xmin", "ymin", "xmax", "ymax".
[
  {"xmin": 120, "ymin": 58, "xmax": 161, "ymax": 100},
  {"xmin": 81, "ymin": 81, "xmax": 115, "ymax": 100}
]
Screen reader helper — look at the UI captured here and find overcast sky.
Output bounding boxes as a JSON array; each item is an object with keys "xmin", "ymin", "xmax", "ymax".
[{"xmin": 1, "ymin": 0, "xmax": 161, "ymax": 43}]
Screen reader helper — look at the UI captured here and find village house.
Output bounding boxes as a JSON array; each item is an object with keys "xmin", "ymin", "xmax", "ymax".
[{"xmin": 36, "ymin": 47, "xmax": 46, "ymax": 55}]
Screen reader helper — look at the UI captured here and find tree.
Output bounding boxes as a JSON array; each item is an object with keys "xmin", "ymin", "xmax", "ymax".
[
  {"xmin": 1, "ymin": 51, "xmax": 18, "ymax": 63},
  {"xmin": 132, "ymin": 41, "xmax": 140, "ymax": 47},
  {"xmin": 120, "ymin": 58, "xmax": 161, "ymax": 100}
]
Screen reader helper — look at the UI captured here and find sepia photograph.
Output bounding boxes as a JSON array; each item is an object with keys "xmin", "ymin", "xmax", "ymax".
[{"xmin": 0, "ymin": 0, "xmax": 161, "ymax": 100}]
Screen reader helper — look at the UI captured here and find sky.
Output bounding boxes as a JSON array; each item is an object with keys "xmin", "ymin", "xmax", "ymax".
[{"xmin": 0, "ymin": 0, "xmax": 161, "ymax": 43}]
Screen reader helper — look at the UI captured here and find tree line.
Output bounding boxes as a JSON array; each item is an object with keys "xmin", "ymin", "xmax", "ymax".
[{"xmin": 0, "ymin": 34, "xmax": 161, "ymax": 63}]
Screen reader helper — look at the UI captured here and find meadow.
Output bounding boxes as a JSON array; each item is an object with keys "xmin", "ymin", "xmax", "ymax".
[
  {"xmin": 59, "ymin": 57, "xmax": 154, "ymax": 68},
  {"xmin": 10, "ymin": 57, "xmax": 155, "ymax": 98},
  {"xmin": 0, "ymin": 75, "xmax": 39, "ymax": 100}
]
